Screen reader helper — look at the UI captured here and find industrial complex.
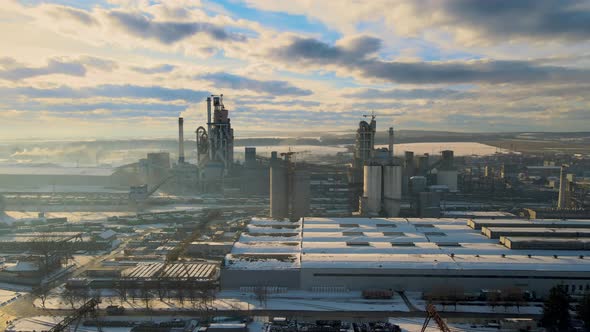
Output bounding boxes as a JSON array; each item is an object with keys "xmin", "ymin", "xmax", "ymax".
[{"xmin": 0, "ymin": 93, "xmax": 589, "ymax": 332}]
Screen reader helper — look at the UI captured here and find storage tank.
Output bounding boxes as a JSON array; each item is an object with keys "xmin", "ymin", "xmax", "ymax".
[
  {"xmin": 362, "ymin": 165, "xmax": 382, "ymax": 216},
  {"xmin": 270, "ymin": 163, "xmax": 288, "ymax": 219},
  {"xmin": 383, "ymin": 165, "xmax": 402, "ymax": 217}
]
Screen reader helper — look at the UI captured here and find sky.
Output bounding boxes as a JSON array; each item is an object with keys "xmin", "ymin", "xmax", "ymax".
[{"xmin": 1, "ymin": 0, "xmax": 590, "ymax": 139}]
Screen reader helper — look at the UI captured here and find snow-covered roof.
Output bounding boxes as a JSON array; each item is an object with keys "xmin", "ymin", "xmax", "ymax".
[
  {"xmin": 98, "ymin": 229, "xmax": 116, "ymax": 240},
  {"xmin": 225, "ymin": 217, "xmax": 590, "ymax": 273}
]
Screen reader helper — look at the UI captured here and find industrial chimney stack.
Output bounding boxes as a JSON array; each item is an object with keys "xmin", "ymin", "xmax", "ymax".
[
  {"xmin": 388, "ymin": 127, "xmax": 394, "ymax": 160},
  {"xmin": 178, "ymin": 117, "xmax": 185, "ymax": 163}
]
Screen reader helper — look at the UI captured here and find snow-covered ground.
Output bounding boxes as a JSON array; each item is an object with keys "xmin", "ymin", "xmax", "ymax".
[
  {"xmin": 405, "ymin": 292, "xmax": 543, "ymax": 315},
  {"xmin": 33, "ymin": 289, "xmax": 545, "ymax": 315},
  {"xmin": 3, "ymin": 211, "xmax": 124, "ymax": 223},
  {"xmin": 0, "ymin": 289, "xmax": 25, "ymax": 307},
  {"xmin": 391, "ymin": 317, "xmax": 512, "ymax": 332},
  {"xmin": 377, "ymin": 142, "xmax": 513, "ymax": 156},
  {"xmin": 247, "ymin": 142, "xmax": 511, "ymax": 159},
  {"xmin": 34, "ymin": 290, "xmax": 410, "ymax": 312}
]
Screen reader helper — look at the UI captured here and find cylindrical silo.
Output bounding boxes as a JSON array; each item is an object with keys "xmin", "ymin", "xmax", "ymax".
[
  {"xmin": 270, "ymin": 163, "xmax": 288, "ymax": 219},
  {"xmin": 292, "ymin": 170, "xmax": 310, "ymax": 221},
  {"xmin": 383, "ymin": 165, "xmax": 402, "ymax": 217},
  {"xmin": 362, "ymin": 165, "xmax": 382, "ymax": 216},
  {"xmin": 441, "ymin": 150, "xmax": 454, "ymax": 169}
]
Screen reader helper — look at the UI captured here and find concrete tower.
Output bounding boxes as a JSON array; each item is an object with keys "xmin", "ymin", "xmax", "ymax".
[
  {"xmin": 558, "ymin": 164, "xmax": 568, "ymax": 209},
  {"xmin": 178, "ymin": 117, "xmax": 185, "ymax": 164}
]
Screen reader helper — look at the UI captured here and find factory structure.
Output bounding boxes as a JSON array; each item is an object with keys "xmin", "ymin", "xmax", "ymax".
[
  {"xmin": 347, "ymin": 115, "xmax": 459, "ymax": 219},
  {"xmin": 221, "ymin": 216, "xmax": 590, "ymax": 298}
]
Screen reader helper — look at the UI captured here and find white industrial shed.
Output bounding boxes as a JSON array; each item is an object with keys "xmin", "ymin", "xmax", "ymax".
[{"xmin": 221, "ymin": 217, "xmax": 590, "ymax": 297}]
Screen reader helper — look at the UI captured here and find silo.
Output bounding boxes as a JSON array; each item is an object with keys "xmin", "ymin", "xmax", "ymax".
[
  {"xmin": 270, "ymin": 163, "xmax": 288, "ymax": 219},
  {"xmin": 416, "ymin": 154, "xmax": 429, "ymax": 176},
  {"xmin": 441, "ymin": 150, "xmax": 454, "ymax": 169},
  {"xmin": 362, "ymin": 165, "xmax": 382, "ymax": 216},
  {"xmin": 383, "ymin": 165, "xmax": 402, "ymax": 217},
  {"xmin": 291, "ymin": 170, "xmax": 310, "ymax": 220}
]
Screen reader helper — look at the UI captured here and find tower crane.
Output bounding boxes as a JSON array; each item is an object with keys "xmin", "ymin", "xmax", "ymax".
[
  {"xmin": 49, "ymin": 298, "xmax": 101, "ymax": 332},
  {"xmin": 421, "ymin": 303, "xmax": 451, "ymax": 332}
]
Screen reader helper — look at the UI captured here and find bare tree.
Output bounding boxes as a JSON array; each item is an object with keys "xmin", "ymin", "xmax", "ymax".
[
  {"xmin": 140, "ymin": 288, "xmax": 152, "ymax": 310},
  {"xmin": 253, "ymin": 285, "xmax": 269, "ymax": 307},
  {"xmin": 115, "ymin": 281, "xmax": 127, "ymax": 305},
  {"xmin": 487, "ymin": 290, "xmax": 502, "ymax": 312},
  {"xmin": 75, "ymin": 288, "xmax": 90, "ymax": 304},
  {"xmin": 36, "ymin": 286, "xmax": 51, "ymax": 309},
  {"xmin": 62, "ymin": 288, "xmax": 78, "ymax": 309},
  {"xmin": 503, "ymin": 287, "xmax": 525, "ymax": 312},
  {"xmin": 90, "ymin": 289, "xmax": 102, "ymax": 309},
  {"xmin": 156, "ymin": 279, "xmax": 167, "ymax": 301},
  {"xmin": 177, "ymin": 285, "xmax": 185, "ymax": 307}
]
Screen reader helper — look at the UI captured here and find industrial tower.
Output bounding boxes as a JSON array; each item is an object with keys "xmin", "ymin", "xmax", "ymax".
[{"xmin": 206, "ymin": 94, "xmax": 234, "ymax": 172}]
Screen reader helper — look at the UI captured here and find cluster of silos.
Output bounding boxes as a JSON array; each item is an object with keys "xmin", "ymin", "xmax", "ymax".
[
  {"xmin": 270, "ymin": 152, "xmax": 310, "ymax": 221},
  {"xmin": 241, "ymin": 147, "xmax": 269, "ymax": 195},
  {"xmin": 360, "ymin": 164, "xmax": 402, "ymax": 217}
]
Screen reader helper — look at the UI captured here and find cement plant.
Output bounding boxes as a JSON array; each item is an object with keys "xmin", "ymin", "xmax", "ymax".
[
  {"xmin": 4, "ymin": 1, "xmax": 590, "ymax": 331},
  {"xmin": 0, "ymin": 93, "xmax": 589, "ymax": 332}
]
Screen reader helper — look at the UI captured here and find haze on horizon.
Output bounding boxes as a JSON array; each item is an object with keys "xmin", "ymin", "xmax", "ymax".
[{"xmin": 1, "ymin": 0, "xmax": 590, "ymax": 139}]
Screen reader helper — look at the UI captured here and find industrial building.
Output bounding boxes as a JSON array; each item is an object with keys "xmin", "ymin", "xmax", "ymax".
[{"xmin": 221, "ymin": 216, "xmax": 590, "ymax": 297}]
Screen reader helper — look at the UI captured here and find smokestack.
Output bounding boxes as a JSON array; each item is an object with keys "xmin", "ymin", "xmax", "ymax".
[
  {"xmin": 388, "ymin": 127, "xmax": 394, "ymax": 159},
  {"xmin": 207, "ymin": 96, "xmax": 213, "ymax": 160},
  {"xmin": 558, "ymin": 164, "xmax": 568, "ymax": 209},
  {"xmin": 178, "ymin": 117, "xmax": 185, "ymax": 163}
]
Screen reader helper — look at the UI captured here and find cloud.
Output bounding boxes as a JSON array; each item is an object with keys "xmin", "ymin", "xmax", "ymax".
[
  {"xmin": 130, "ymin": 64, "xmax": 176, "ymax": 74},
  {"xmin": 106, "ymin": 11, "xmax": 247, "ymax": 44},
  {"xmin": 0, "ymin": 58, "xmax": 86, "ymax": 81},
  {"xmin": 435, "ymin": 0, "xmax": 590, "ymax": 43},
  {"xmin": 343, "ymin": 88, "xmax": 472, "ymax": 100},
  {"xmin": 199, "ymin": 72, "xmax": 313, "ymax": 96},
  {"xmin": 244, "ymin": 0, "xmax": 590, "ymax": 44},
  {"xmin": 78, "ymin": 56, "xmax": 118, "ymax": 71},
  {"xmin": 0, "ymin": 85, "xmax": 209, "ymax": 103},
  {"xmin": 274, "ymin": 36, "xmax": 380, "ymax": 65},
  {"xmin": 271, "ymin": 36, "xmax": 590, "ymax": 84},
  {"xmin": 44, "ymin": 5, "xmax": 99, "ymax": 26},
  {"xmin": 0, "ymin": 56, "xmax": 119, "ymax": 81}
]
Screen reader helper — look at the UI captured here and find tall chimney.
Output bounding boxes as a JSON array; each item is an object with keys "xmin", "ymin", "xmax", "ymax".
[
  {"xmin": 558, "ymin": 164, "xmax": 567, "ymax": 209},
  {"xmin": 388, "ymin": 127, "xmax": 394, "ymax": 159},
  {"xmin": 207, "ymin": 96, "xmax": 213, "ymax": 160},
  {"xmin": 178, "ymin": 117, "xmax": 185, "ymax": 163}
]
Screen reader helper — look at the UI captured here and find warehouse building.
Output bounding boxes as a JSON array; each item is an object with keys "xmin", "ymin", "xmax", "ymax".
[{"xmin": 221, "ymin": 217, "xmax": 590, "ymax": 297}]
